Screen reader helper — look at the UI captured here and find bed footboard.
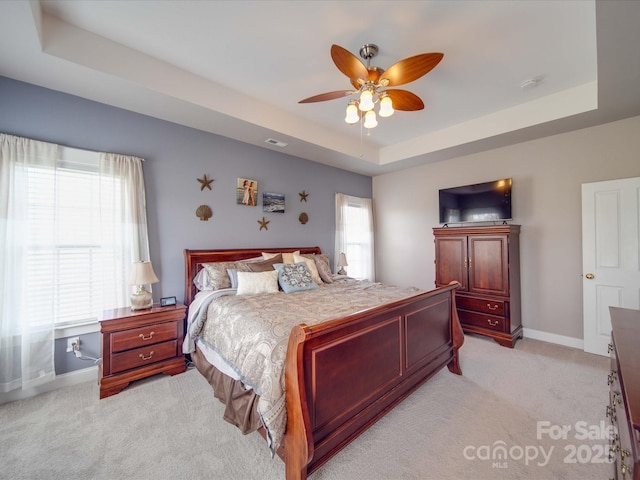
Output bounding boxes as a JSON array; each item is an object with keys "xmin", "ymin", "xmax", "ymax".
[{"xmin": 284, "ymin": 282, "xmax": 462, "ymax": 480}]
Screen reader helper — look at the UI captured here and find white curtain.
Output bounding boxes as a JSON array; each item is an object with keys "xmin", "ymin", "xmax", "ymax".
[
  {"xmin": 0, "ymin": 133, "xmax": 150, "ymax": 393},
  {"xmin": 99, "ymin": 152, "xmax": 151, "ymax": 308},
  {"xmin": 0, "ymin": 134, "xmax": 59, "ymax": 392},
  {"xmin": 335, "ymin": 193, "xmax": 375, "ymax": 281}
]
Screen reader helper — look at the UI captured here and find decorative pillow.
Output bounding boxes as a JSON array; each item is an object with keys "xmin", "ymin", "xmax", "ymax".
[
  {"xmin": 236, "ymin": 270, "xmax": 279, "ymax": 295},
  {"xmin": 202, "ymin": 262, "xmax": 251, "ymax": 290},
  {"xmin": 263, "ymin": 251, "xmax": 299, "ymax": 264},
  {"xmin": 193, "ymin": 268, "xmax": 214, "ymax": 291},
  {"xmin": 293, "ymin": 253, "xmax": 323, "ymax": 285},
  {"xmin": 227, "ymin": 268, "xmax": 241, "ymax": 289},
  {"xmin": 238, "ymin": 256, "xmax": 265, "ymax": 263},
  {"xmin": 247, "ymin": 254, "xmax": 283, "ymax": 272},
  {"xmin": 314, "ymin": 255, "xmax": 334, "ymax": 283},
  {"xmin": 273, "ymin": 262, "xmax": 320, "ymax": 294}
]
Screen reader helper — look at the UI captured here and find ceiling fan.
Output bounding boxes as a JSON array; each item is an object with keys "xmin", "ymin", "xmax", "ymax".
[{"xmin": 299, "ymin": 44, "xmax": 444, "ymax": 129}]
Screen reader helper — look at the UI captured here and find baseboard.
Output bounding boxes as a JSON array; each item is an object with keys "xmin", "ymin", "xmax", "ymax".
[
  {"xmin": 0, "ymin": 366, "xmax": 97, "ymax": 405},
  {"xmin": 523, "ymin": 328, "xmax": 584, "ymax": 350}
]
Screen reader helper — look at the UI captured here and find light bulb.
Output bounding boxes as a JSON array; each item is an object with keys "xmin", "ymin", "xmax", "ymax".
[
  {"xmin": 344, "ymin": 102, "xmax": 359, "ymax": 124},
  {"xmin": 379, "ymin": 94, "xmax": 394, "ymax": 117},
  {"xmin": 363, "ymin": 110, "xmax": 378, "ymax": 129},
  {"xmin": 358, "ymin": 89, "xmax": 374, "ymax": 111}
]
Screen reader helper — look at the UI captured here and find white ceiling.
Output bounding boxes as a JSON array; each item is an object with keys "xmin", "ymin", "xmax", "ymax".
[{"xmin": 1, "ymin": 1, "xmax": 639, "ymax": 176}]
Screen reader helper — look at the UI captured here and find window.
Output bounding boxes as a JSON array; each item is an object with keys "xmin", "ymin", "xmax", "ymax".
[
  {"xmin": 25, "ymin": 149, "xmax": 125, "ymax": 327},
  {"xmin": 335, "ymin": 193, "xmax": 374, "ymax": 281},
  {"xmin": 1, "ymin": 133, "xmax": 150, "ymax": 392}
]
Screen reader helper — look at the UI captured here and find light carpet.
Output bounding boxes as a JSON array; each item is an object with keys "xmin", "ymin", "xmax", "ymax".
[{"xmin": 0, "ymin": 335, "xmax": 612, "ymax": 480}]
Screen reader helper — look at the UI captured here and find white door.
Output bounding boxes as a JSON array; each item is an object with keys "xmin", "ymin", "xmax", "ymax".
[{"xmin": 582, "ymin": 177, "xmax": 640, "ymax": 356}]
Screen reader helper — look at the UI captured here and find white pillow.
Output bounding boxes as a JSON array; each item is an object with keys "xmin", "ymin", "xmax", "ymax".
[
  {"xmin": 293, "ymin": 253, "xmax": 323, "ymax": 285},
  {"xmin": 236, "ymin": 270, "xmax": 279, "ymax": 295}
]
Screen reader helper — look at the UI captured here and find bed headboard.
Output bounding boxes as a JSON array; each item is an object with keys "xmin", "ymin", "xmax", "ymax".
[{"xmin": 183, "ymin": 246, "xmax": 323, "ymax": 306}]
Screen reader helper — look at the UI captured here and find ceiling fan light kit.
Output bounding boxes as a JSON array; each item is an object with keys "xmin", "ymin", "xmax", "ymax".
[{"xmin": 299, "ymin": 43, "xmax": 443, "ymax": 130}]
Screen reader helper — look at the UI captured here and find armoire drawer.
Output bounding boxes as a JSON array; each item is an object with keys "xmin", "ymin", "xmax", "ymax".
[
  {"xmin": 456, "ymin": 296, "xmax": 505, "ymax": 316},
  {"xmin": 458, "ymin": 310, "xmax": 505, "ymax": 332}
]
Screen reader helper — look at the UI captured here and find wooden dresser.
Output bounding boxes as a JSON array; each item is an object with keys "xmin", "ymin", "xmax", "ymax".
[
  {"xmin": 433, "ymin": 225, "xmax": 522, "ymax": 347},
  {"xmin": 99, "ymin": 302, "xmax": 187, "ymax": 399},
  {"xmin": 608, "ymin": 307, "xmax": 640, "ymax": 479}
]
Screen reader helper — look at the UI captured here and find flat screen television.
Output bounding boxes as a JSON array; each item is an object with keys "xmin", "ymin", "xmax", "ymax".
[{"xmin": 439, "ymin": 178, "xmax": 512, "ymax": 224}]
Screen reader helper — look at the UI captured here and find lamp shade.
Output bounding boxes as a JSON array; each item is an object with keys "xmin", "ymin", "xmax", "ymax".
[
  {"xmin": 363, "ymin": 110, "xmax": 378, "ymax": 129},
  {"xmin": 379, "ymin": 94, "xmax": 394, "ymax": 117},
  {"xmin": 358, "ymin": 89, "xmax": 374, "ymax": 112},
  {"xmin": 345, "ymin": 102, "xmax": 359, "ymax": 124},
  {"xmin": 128, "ymin": 261, "xmax": 159, "ymax": 286}
]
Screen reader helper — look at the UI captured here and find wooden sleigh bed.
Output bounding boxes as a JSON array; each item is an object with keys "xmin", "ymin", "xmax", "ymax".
[{"xmin": 184, "ymin": 246, "xmax": 464, "ymax": 480}]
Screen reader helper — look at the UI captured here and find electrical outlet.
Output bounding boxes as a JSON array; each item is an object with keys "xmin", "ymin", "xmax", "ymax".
[{"xmin": 66, "ymin": 336, "xmax": 80, "ymax": 353}]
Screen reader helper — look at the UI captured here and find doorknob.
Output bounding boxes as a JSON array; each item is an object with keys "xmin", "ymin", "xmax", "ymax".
[{"xmin": 585, "ymin": 273, "xmax": 595, "ymax": 279}]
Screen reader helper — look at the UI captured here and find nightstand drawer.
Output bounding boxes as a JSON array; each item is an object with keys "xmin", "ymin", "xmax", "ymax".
[
  {"xmin": 111, "ymin": 340, "xmax": 178, "ymax": 374},
  {"xmin": 111, "ymin": 321, "xmax": 178, "ymax": 353},
  {"xmin": 458, "ymin": 310, "xmax": 505, "ymax": 332},
  {"xmin": 457, "ymin": 296, "xmax": 505, "ymax": 316}
]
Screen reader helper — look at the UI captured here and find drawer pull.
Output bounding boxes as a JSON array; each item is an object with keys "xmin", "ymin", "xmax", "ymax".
[
  {"xmin": 487, "ymin": 319, "xmax": 499, "ymax": 327},
  {"xmin": 608, "ymin": 342, "xmax": 614, "ymax": 354},
  {"xmin": 139, "ymin": 351, "xmax": 155, "ymax": 361},
  {"xmin": 487, "ymin": 303, "xmax": 498, "ymax": 311},
  {"xmin": 139, "ymin": 331, "xmax": 155, "ymax": 341}
]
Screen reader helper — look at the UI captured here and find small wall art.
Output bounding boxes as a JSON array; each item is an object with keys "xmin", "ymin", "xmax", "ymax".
[
  {"xmin": 263, "ymin": 192, "xmax": 285, "ymax": 213},
  {"xmin": 197, "ymin": 174, "xmax": 214, "ymax": 191},
  {"xmin": 237, "ymin": 177, "xmax": 258, "ymax": 206},
  {"xmin": 258, "ymin": 217, "xmax": 270, "ymax": 231},
  {"xmin": 196, "ymin": 204, "xmax": 212, "ymax": 221}
]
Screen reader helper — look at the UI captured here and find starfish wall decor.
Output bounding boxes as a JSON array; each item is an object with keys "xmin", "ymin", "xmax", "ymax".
[
  {"xmin": 258, "ymin": 217, "xmax": 270, "ymax": 231},
  {"xmin": 299, "ymin": 190, "xmax": 309, "ymax": 202},
  {"xmin": 197, "ymin": 174, "xmax": 214, "ymax": 191}
]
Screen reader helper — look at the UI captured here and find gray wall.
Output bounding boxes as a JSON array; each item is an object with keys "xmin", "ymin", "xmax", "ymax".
[
  {"xmin": 0, "ymin": 76, "xmax": 371, "ymax": 374},
  {"xmin": 373, "ymin": 115, "xmax": 640, "ymax": 343}
]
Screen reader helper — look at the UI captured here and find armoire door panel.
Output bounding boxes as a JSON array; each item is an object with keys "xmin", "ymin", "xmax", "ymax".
[
  {"xmin": 468, "ymin": 235, "xmax": 509, "ymax": 297},
  {"xmin": 435, "ymin": 236, "xmax": 468, "ymax": 290}
]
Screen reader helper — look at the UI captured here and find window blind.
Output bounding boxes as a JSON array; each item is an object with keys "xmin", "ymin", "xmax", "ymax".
[{"xmin": 25, "ymin": 152, "xmax": 124, "ymax": 327}]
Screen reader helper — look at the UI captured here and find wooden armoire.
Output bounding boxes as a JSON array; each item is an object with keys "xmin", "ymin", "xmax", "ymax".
[{"xmin": 433, "ymin": 225, "xmax": 522, "ymax": 347}]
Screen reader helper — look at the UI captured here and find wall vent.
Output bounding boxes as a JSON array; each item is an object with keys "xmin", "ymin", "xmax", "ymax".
[{"xmin": 265, "ymin": 138, "xmax": 288, "ymax": 148}]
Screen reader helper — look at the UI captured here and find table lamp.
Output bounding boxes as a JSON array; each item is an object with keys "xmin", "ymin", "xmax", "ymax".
[
  {"xmin": 337, "ymin": 253, "xmax": 348, "ymax": 275},
  {"xmin": 128, "ymin": 261, "xmax": 159, "ymax": 310}
]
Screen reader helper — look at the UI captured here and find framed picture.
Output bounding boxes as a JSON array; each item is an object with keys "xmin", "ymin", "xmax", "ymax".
[
  {"xmin": 237, "ymin": 177, "xmax": 258, "ymax": 206},
  {"xmin": 263, "ymin": 192, "xmax": 285, "ymax": 213}
]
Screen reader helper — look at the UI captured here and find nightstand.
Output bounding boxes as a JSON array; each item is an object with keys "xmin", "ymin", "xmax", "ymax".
[{"xmin": 99, "ymin": 302, "xmax": 187, "ymax": 399}]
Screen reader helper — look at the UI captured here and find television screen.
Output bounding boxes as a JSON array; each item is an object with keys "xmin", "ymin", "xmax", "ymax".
[{"xmin": 439, "ymin": 178, "xmax": 512, "ymax": 224}]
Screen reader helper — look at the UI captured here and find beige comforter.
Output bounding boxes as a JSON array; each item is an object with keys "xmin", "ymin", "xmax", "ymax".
[{"xmin": 187, "ymin": 278, "xmax": 421, "ymax": 453}]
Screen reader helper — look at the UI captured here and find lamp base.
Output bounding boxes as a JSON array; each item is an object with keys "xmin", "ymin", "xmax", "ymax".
[
  {"xmin": 130, "ymin": 287, "xmax": 153, "ymax": 310},
  {"xmin": 337, "ymin": 268, "xmax": 347, "ymax": 275}
]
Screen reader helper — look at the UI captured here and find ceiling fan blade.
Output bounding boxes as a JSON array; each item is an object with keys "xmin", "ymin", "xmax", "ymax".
[
  {"xmin": 384, "ymin": 89, "xmax": 425, "ymax": 111},
  {"xmin": 380, "ymin": 53, "xmax": 444, "ymax": 87},
  {"xmin": 298, "ymin": 90, "xmax": 354, "ymax": 103},
  {"xmin": 331, "ymin": 44, "xmax": 369, "ymax": 82}
]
